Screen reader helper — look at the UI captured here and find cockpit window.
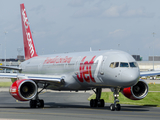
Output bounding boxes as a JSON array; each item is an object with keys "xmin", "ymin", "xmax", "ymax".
[
  {"xmin": 129, "ymin": 62, "xmax": 138, "ymax": 67},
  {"xmin": 120, "ymin": 62, "xmax": 129, "ymax": 67},
  {"xmin": 110, "ymin": 62, "xmax": 115, "ymax": 68},
  {"xmin": 115, "ymin": 62, "xmax": 119, "ymax": 67},
  {"xmin": 110, "ymin": 62, "xmax": 137, "ymax": 68}
]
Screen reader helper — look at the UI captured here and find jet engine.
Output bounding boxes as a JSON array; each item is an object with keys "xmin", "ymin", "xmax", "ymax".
[
  {"xmin": 121, "ymin": 79, "xmax": 148, "ymax": 100},
  {"xmin": 10, "ymin": 79, "xmax": 38, "ymax": 101}
]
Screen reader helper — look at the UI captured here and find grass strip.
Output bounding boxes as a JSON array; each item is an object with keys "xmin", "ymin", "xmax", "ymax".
[
  {"xmin": 148, "ymin": 84, "xmax": 160, "ymax": 91},
  {"xmin": 0, "ymin": 82, "xmax": 12, "ymax": 87}
]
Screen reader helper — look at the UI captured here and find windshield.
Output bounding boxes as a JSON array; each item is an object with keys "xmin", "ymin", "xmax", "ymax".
[
  {"xmin": 110, "ymin": 62, "xmax": 138, "ymax": 68},
  {"xmin": 120, "ymin": 62, "xmax": 129, "ymax": 67},
  {"xmin": 129, "ymin": 62, "xmax": 138, "ymax": 67}
]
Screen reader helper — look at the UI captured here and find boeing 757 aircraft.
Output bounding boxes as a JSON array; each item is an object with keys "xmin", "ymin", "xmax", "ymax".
[{"xmin": 0, "ymin": 3, "xmax": 159, "ymax": 111}]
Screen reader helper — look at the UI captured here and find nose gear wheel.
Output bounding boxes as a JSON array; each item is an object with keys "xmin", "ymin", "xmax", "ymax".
[{"xmin": 110, "ymin": 88, "xmax": 121, "ymax": 111}]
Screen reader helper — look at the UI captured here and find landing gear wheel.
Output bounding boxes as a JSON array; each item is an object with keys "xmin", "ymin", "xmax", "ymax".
[
  {"xmin": 38, "ymin": 99, "xmax": 44, "ymax": 108},
  {"xmin": 110, "ymin": 88, "xmax": 121, "ymax": 111},
  {"xmin": 110, "ymin": 104, "xmax": 115, "ymax": 111},
  {"xmin": 93, "ymin": 99, "xmax": 97, "ymax": 107},
  {"xmin": 100, "ymin": 99, "xmax": 105, "ymax": 107},
  {"xmin": 116, "ymin": 104, "xmax": 121, "ymax": 111},
  {"xmin": 97, "ymin": 99, "xmax": 105, "ymax": 107},
  {"xmin": 90, "ymin": 99, "xmax": 105, "ymax": 107},
  {"xmin": 30, "ymin": 100, "xmax": 37, "ymax": 108},
  {"xmin": 97, "ymin": 100, "xmax": 101, "ymax": 107},
  {"xmin": 90, "ymin": 99, "xmax": 94, "ymax": 107},
  {"xmin": 30, "ymin": 99, "xmax": 44, "ymax": 108}
]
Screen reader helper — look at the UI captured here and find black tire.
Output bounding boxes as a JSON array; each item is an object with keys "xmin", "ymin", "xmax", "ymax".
[
  {"xmin": 100, "ymin": 99, "xmax": 105, "ymax": 107},
  {"xmin": 93, "ymin": 99, "xmax": 98, "ymax": 107},
  {"xmin": 116, "ymin": 104, "xmax": 121, "ymax": 111},
  {"xmin": 38, "ymin": 99, "xmax": 44, "ymax": 108},
  {"xmin": 30, "ymin": 100, "xmax": 37, "ymax": 108},
  {"xmin": 97, "ymin": 100, "xmax": 101, "ymax": 107},
  {"xmin": 90, "ymin": 99, "xmax": 94, "ymax": 107},
  {"xmin": 110, "ymin": 104, "xmax": 115, "ymax": 111}
]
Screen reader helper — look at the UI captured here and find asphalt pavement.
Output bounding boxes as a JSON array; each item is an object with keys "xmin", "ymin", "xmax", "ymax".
[{"xmin": 0, "ymin": 91, "xmax": 160, "ymax": 120}]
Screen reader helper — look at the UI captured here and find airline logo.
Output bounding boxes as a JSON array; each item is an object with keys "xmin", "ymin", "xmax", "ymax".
[
  {"xmin": 77, "ymin": 56, "xmax": 96, "ymax": 83},
  {"xmin": 43, "ymin": 56, "xmax": 72, "ymax": 65},
  {"xmin": 77, "ymin": 55, "xmax": 103, "ymax": 83},
  {"xmin": 22, "ymin": 8, "xmax": 35, "ymax": 57}
]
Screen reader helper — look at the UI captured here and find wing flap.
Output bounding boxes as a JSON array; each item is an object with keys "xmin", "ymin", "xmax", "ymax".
[{"xmin": 26, "ymin": 74, "xmax": 64, "ymax": 84}]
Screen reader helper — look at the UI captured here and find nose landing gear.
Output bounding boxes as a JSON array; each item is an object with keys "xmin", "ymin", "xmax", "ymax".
[{"xmin": 110, "ymin": 88, "xmax": 121, "ymax": 111}]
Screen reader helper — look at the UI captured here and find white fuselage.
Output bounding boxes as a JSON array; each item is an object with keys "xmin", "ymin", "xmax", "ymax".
[{"xmin": 20, "ymin": 50, "xmax": 140, "ymax": 90}]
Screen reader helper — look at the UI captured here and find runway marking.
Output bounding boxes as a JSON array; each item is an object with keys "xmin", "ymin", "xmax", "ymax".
[{"xmin": 39, "ymin": 90, "xmax": 46, "ymax": 94}]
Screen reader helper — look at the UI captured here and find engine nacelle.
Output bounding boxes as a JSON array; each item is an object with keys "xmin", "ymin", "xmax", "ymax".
[
  {"xmin": 10, "ymin": 79, "xmax": 38, "ymax": 101},
  {"xmin": 122, "ymin": 79, "xmax": 148, "ymax": 100}
]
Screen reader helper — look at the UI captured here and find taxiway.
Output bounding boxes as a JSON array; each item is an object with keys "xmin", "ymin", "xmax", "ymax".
[{"xmin": 0, "ymin": 91, "xmax": 160, "ymax": 120}]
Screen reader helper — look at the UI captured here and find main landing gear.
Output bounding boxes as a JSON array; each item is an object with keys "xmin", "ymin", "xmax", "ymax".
[
  {"xmin": 110, "ymin": 88, "xmax": 121, "ymax": 111},
  {"xmin": 90, "ymin": 88, "xmax": 105, "ymax": 108},
  {"xmin": 30, "ymin": 99, "xmax": 44, "ymax": 108},
  {"xmin": 29, "ymin": 83, "xmax": 49, "ymax": 108}
]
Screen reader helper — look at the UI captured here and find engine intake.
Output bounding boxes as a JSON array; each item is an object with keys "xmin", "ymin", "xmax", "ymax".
[
  {"xmin": 10, "ymin": 79, "xmax": 38, "ymax": 101},
  {"xmin": 122, "ymin": 79, "xmax": 148, "ymax": 100}
]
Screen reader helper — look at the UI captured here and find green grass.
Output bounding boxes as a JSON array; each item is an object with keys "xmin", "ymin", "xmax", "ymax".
[
  {"xmin": 0, "ymin": 82, "xmax": 12, "ymax": 87},
  {"xmin": 148, "ymin": 84, "xmax": 160, "ymax": 91},
  {"xmin": 88, "ymin": 84, "xmax": 160, "ymax": 107}
]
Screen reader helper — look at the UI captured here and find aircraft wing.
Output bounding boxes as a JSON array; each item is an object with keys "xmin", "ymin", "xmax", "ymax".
[
  {"xmin": 0, "ymin": 73, "xmax": 18, "ymax": 78},
  {"xmin": 0, "ymin": 65, "xmax": 22, "ymax": 71},
  {"xmin": 140, "ymin": 70, "xmax": 160, "ymax": 77},
  {"xmin": 0, "ymin": 73, "xmax": 64, "ymax": 84}
]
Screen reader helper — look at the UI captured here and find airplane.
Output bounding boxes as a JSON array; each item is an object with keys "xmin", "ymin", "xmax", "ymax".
[{"xmin": 0, "ymin": 3, "xmax": 159, "ymax": 111}]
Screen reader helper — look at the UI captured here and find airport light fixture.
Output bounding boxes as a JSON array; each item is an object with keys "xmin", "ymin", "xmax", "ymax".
[
  {"xmin": 4, "ymin": 31, "xmax": 8, "ymax": 73},
  {"xmin": 152, "ymin": 32, "xmax": 156, "ymax": 70}
]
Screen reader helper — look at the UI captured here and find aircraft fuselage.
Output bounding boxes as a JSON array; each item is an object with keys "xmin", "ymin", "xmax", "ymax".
[{"xmin": 20, "ymin": 50, "xmax": 140, "ymax": 90}]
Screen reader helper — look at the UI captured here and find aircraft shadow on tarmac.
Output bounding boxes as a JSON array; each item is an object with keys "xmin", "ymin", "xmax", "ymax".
[
  {"xmin": 43, "ymin": 102, "xmax": 150, "ymax": 112},
  {"xmin": 0, "ymin": 102, "xmax": 153, "ymax": 112}
]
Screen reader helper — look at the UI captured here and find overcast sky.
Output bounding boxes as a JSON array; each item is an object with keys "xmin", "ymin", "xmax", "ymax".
[{"xmin": 0, "ymin": 0, "xmax": 160, "ymax": 60}]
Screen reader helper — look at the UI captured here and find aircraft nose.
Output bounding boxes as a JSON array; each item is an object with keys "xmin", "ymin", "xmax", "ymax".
[{"xmin": 121, "ymin": 69, "xmax": 140, "ymax": 87}]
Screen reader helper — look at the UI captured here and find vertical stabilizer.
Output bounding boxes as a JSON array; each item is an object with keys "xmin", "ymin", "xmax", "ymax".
[{"xmin": 20, "ymin": 3, "xmax": 38, "ymax": 60}]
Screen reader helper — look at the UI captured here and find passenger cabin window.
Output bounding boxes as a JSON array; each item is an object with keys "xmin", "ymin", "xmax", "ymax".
[
  {"xmin": 120, "ymin": 62, "xmax": 129, "ymax": 67},
  {"xmin": 129, "ymin": 62, "xmax": 138, "ymax": 67}
]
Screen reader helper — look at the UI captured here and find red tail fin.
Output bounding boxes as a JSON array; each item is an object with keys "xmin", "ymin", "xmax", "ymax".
[{"xmin": 20, "ymin": 3, "xmax": 38, "ymax": 60}]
